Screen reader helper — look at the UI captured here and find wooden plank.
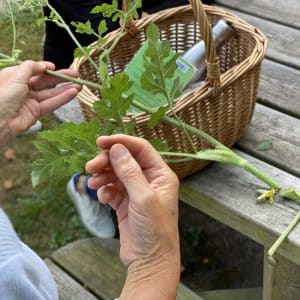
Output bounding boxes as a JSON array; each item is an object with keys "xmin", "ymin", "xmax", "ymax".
[
  {"xmin": 179, "ymin": 151, "xmax": 300, "ymax": 265},
  {"xmin": 216, "ymin": 7, "xmax": 300, "ymax": 69},
  {"xmin": 237, "ymin": 103, "xmax": 300, "ymax": 177},
  {"xmin": 215, "ymin": 0, "xmax": 300, "ymax": 30},
  {"xmin": 258, "ymin": 60, "xmax": 300, "ymax": 119},
  {"xmin": 199, "ymin": 287, "xmax": 262, "ymax": 300},
  {"xmin": 263, "ymin": 249, "xmax": 300, "ymax": 300},
  {"xmin": 51, "ymin": 238, "xmax": 126, "ymax": 300},
  {"xmin": 45, "ymin": 259, "xmax": 98, "ymax": 300},
  {"xmin": 51, "ymin": 238, "xmax": 204, "ymax": 300}
]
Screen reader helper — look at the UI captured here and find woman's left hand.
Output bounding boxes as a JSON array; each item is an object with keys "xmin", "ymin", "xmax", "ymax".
[{"xmin": 0, "ymin": 60, "xmax": 81, "ymax": 135}]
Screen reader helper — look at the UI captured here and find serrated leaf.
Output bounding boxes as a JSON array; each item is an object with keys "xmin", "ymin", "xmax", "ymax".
[
  {"xmin": 71, "ymin": 20, "xmax": 94, "ymax": 35},
  {"xmin": 148, "ymin": 106, "xmax": 168, "ymax": 128},
  {"xmin": 257, "ymin": 139, "xmax": 273, "ymax": 151},
  {"xmin": 97, "ymin": 20, "xmax": 108, "ymax": 36},
  {"xmin": 31, "ymin": 121, "xmax": 105, "ymax": 187},
  {"xmin": 90, "ymin": 0, "xmax": 118, "ymax": 18},
  {"xmin": 140, "ymin": 23, "xmax": 181, "ymax": 106},
  {"xmin": 101, "ymin": 72, "xmax": 134, "ymax": 121}
]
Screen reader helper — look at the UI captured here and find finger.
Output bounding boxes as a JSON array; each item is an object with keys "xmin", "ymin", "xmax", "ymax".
[
  {"xmin": 38, "ymin": 87, "xmax": 80, "ymax": 115},
  {"xmin": 98, "ymin": 184, "xmax": 123, "ymax": 207},
  {"xmin": 30, "ymin": 69, "xmax": 80, "ymax": 91},
  {"xmin": 14, "ymin": 60, "xmax": 55, "ymax": 84},
  {"xmin": 98, "ymin": 184, "xmax": 129, "ymax": 222},
  {"xmin": 97, "ymin": 134, "xmax": 168, "ymax": 171},
  {"xmin": 87, "ymin": 171, "xmax": 118, "ymax": 190},
  {"xmin": 85, "ymin": 150, "xmax": 110, "ymax": 174},
  {"xmin": 31, "ymin": 83, "xmax": 81, "ymax": 102},
  {"xmin": 109, "ymin": 143, "xmax": 153, "ymax": 199}
]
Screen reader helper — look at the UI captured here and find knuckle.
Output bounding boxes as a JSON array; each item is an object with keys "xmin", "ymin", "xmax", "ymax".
[{"xmin": 118, "ymin": 157, "xmax": 140, "ymax": 178}]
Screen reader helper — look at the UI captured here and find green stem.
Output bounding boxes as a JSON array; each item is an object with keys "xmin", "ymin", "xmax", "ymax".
[
  {"xmin": 132, "ymin": 99, "xmax": 225, "ymax": 149},
  {"xmin": 45, "ymin": 70, "xmax": 101, "ymax": 90},
  {"xmin": 267, "ymin": 211, "xmax": 300, "ymax": 264},
  {"xmin": 46, "ymin": 3, "xmax": 99, "ymax": 72},
  {"xmin": 243, "ymin": 161, "xmax": 281, "ymax": 190}
]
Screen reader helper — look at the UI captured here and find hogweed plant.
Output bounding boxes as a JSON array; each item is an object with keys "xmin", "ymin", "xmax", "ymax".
[{"xmin": 1, "ymin": 0, "xmax": 300, "ymax": 261}]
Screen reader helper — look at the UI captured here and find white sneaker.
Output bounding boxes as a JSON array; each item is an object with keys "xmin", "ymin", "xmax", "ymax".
[
  {"xmin": 67, "ymin": 174, "xmax": 116, "ymax": 239},
  {"xmin": 19, "ymin": 120, "xmax": 42, "ymax": 136}
]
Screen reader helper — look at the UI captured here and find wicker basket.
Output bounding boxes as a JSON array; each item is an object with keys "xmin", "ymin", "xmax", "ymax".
[{"xmin": 73, "ymin": 0, "xmax": 267, "ymax": 179}]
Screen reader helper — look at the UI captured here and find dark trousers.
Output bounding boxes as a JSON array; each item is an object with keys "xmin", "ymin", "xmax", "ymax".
[{"xmin": 44, "ymin": 0, "xmax": 213, "ymax": 69}]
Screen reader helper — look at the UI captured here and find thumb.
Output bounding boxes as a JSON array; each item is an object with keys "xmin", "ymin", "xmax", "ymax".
[{"xmin": 109, "ymin": 143, "xmax": 152, "ymax": 199}]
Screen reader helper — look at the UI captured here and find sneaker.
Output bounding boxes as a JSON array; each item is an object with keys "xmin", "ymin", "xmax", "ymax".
[
  {"xmin": 19, "ymin": 120, "xmax": 42, "ymax": 136},
  {"xmin": 67, "ymin": 174, "xmax": 116, "ymax": 239}
]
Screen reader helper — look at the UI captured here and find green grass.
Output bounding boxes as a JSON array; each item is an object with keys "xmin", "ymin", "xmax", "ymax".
[{"xmin": 0, "ymin": 7, "xmax": 89, "ymax": 258}]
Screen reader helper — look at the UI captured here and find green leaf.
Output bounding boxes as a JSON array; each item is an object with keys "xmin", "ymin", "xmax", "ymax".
[
  {"xmin": 140, "ymin": 23, "xmax": 181, "ymax": 106},
  {"xmin": 123, "ymin": 119, "xmax": 136, "ymax": 135},
  {"xmin": 36, "ymin": 16, "xmax": 48, "ymax": 26},
  {"xmin": 74, "ymin": 47, "xmax": 91, "ymax": 58},
  {"xmin": 31, "ymin": 121, "xmax": 105, "ymax": 187},
  {"xmin": 280, "ymin": 188, "xmax": 300, "ymax": 203},
  {"xmin": 127, "ymin": 0, "xmax": 142, "ymax": 19},
  {"xmin": 101, "ymin": 72, "xmax": 134, "ymax": 120},
  {"xmin": 71, "ymin": 20, "xmax": 94, "ymax": 35},
  {"xmin": 148, "ymin": 106, "xmax": 168, "ymax": 128},
  {"xmin": 90, "ymin": 0, "xmax": 119, "ymax": 18},
  {"xmin": 257, "ymin": 139, "xmax": 273, "ymax": 151},
  {"xmin": 150, "ymin": 138, "xmax": 170, "ymax": 152},
  {"xmin": 97, "ymin": 20, "xmax": 108, "ymax": 36}
]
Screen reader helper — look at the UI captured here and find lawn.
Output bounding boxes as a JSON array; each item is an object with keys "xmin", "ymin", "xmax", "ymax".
[{"xmin": 0, "ymin": 5, "xmax": 89, "ymax": 258}]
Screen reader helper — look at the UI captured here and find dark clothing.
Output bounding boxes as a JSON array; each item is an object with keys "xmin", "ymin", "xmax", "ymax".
[{"xmin": 44, "ymin": 0, "xmax": 213, "ymax": 69}]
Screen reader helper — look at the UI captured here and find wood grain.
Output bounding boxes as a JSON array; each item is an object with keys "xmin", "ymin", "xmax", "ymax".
[
  {"xmin": 179, "ymin": 151, "xmax": 300, "ymax": 265},
  {"xmin": 263, "ymin": 249, "xmax": 300, "ymax": 300},
  {"xmin": 258, "ymin": 60, "xmax": 300, "ymax": 118},
  {"xmin": 45, "ymin": 259, "xmax": 98, "ymax": 300},
  {"xmin": 238, "ymin": 103, "xmax": 300, "ymax": 177},
  {"xmin": 216, "ymin": 6, "xmax": 300, "ymax": 69},
  {"xmin": 215, "ymin": 0, "xmax": 300, "ymax": 29},
  {"xmin": 51, "ymin": 238, "xmax": 204, "ymax": 300}
]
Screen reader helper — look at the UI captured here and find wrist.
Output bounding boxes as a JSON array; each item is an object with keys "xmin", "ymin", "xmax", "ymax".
[{"xmin": 120, "ymin": 250, "xmax": 180, "ymax": 300}]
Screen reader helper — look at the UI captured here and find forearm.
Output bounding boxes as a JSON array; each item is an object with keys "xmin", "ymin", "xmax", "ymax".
[
  {"xmin": 120, "ymin": 252, "xmax": 180, "ymax": 300},
  {"xmin": 0, "ymin": 119, "xmax": 12, "ymax": 148}
]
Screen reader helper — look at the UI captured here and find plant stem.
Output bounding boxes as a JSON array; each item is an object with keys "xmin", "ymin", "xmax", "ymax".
[
  {"xmin": 45, "ymin": 70, "xmax": 101, "ymax": 90},
  {"xmin": 46, "ymin": 2, "xmax": 99, "ymax": 72},
  {"xmin": 132, "ymin": 99, "xmax": 225, "ymax": 149},
  {"xmin": 243, "ymin": 161, "xmax": 281, "ymax": 190},
  {"xmin": 267, "ymin": 211, "xmax": 300, "ymax": 264}
]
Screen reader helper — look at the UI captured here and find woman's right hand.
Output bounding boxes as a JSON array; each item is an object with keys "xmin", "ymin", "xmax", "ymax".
[{"xmin": 86, "ymin": 134, "xmax": 180, "ymax": 267}]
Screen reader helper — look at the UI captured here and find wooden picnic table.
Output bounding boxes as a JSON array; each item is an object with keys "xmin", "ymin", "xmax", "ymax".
[{"xmin": 51, "ymin": 1, "xmax": 300, "ymax": 299}]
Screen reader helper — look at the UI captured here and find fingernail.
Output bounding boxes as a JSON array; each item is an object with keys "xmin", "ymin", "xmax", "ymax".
[{"xmin": 110, "ymin": 144, "xmax": 128, "ymax": 160}]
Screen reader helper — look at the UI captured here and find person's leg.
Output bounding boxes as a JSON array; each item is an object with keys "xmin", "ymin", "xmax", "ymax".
[{"xmin": 67, "ymin": 174, "xmax": 116, "ymax": 238}]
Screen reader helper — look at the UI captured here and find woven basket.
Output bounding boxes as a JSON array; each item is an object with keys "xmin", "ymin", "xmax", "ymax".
[{"xmin": 73, "ymin": 0, "xmax": 267, "ymax": 179}]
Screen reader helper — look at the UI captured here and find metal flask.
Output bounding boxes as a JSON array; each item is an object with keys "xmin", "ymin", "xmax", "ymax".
[{"xmin": 181, "ymin": 19, "xmax": 235, "ymax": 85}]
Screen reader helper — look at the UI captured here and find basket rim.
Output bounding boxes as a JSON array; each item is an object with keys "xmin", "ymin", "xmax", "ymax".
[{"xmin": 73, "ymin": 4, "xmax": 267, "ymax": 122}]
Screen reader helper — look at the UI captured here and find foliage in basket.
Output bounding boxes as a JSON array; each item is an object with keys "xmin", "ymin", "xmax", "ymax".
[{"xmin": 1, "ymin": 0, "xmax": 300, "ymax": 258}]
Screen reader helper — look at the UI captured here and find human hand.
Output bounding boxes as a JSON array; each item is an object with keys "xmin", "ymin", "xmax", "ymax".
[
  {"xmin": 86, "ymin": 135, "xmax": 180, "ymax": 267},
  {"xmin": 0, "ymin": 60, "xmax": 81, "ymax": 135}
]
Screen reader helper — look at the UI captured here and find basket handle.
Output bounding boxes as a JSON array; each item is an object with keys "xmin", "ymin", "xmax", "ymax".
[
  {"xmin": 122, "ymin": 0, "xmax": 221, "ymax": 91},
  {"xmin": 189, "ymin": 0, "xmax": 221, "ymax": 91}
]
